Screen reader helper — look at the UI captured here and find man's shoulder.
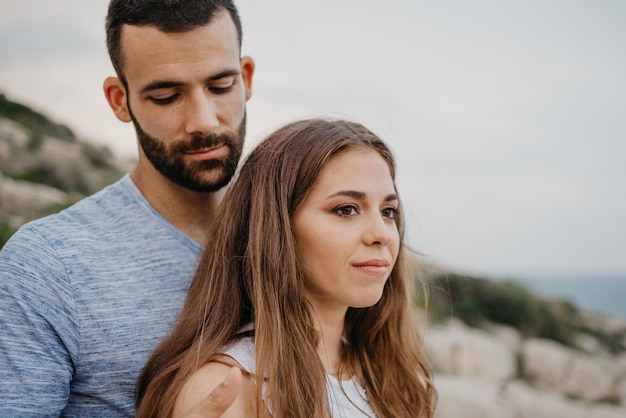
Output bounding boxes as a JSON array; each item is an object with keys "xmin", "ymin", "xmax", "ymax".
[
  {"xmin": 26, "ymin": 175, "xmax": 139, "ymax": 230},
  {"xmin": 58, "ymin": 174, "xmax": 137, "ymax": 220},
  {"xmin": 4, "ymin": 176, "xmax": 141, "ymax": 248},
  {"xmin": 2, "ymin": 173, "xmax": 198, "ymax": 268}
]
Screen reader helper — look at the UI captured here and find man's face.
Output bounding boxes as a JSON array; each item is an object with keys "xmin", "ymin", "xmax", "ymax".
[
  {"xmin": 119, "ymin": 11, "xmax": 253, "ymax": 192},
  {"xmin": 131, "ymin": 112, "xmax": 245, "ymax": 192}
]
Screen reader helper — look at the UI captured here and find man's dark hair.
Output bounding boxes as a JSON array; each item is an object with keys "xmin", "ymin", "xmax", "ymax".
[{"xmin": 106, "ymin": 0, "xmax": 242, "ymax": 82}]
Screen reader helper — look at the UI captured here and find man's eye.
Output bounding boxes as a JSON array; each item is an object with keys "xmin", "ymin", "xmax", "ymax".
[
  {"xmin": 150, "ymin": 94, "xmax": 178, "ymax": 105},
  {"xmin": 209, "ymin": 83, "xmax": 234, "ymax": 94},
  {"xmin": 334, "ymin": 205, "xmax": 357, "ymax": 217}
]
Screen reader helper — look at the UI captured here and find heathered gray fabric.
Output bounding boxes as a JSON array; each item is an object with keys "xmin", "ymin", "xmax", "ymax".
[{"xmin": 0, "ymin": 174, "xmax": 201, "ymax": 417}]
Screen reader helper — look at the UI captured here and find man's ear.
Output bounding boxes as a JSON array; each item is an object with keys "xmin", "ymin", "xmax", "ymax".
[
  {"xmin": 240, "ymin": 56, "xmax": 255, "ymax": 101},
  {"xmin": 103, "ymin": 77, "xmax": 132, "ymax": 122}
]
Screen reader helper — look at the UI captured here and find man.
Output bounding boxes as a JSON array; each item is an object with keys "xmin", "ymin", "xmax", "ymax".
[{"xmin": 0, "ymin": 0, "xmax": 254, "ymax": 416}]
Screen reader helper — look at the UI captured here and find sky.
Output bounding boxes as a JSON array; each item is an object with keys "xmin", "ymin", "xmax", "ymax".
[{"xmin": 1, "ymin": 0, "xmax": 625, "ymax": 279}]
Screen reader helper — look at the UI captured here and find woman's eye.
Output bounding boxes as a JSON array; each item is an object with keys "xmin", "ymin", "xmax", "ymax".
[
  {"xmin": 382, "ymin": 207, "xmax": 399, "ymax": 220},
  {"xmin": 334, "ymin": 205, "xmax": 357, "ymax": 217}
]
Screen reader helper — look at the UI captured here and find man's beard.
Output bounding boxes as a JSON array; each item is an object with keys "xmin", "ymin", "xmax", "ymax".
[{"xmin": 130, "ymin": 113, "xmax": 246, "ymax": 193}]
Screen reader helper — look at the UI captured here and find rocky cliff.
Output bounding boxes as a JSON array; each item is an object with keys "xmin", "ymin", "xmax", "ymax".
[
  {"xmin": 426, "ymin": 317, "xmax": 626, "ymax": 417},
  {"xmin": 0, "ymin": 93, "xmax": 131, "ymax": 243},
  {"xmin": 417, "ymin": 265, "xmax": 626, "ymax": 417}
]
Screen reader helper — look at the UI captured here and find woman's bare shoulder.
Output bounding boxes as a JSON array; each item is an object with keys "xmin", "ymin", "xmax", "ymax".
[{"xmin": 173, "ymin": 355, "xmax": 254, "ymax": 418}]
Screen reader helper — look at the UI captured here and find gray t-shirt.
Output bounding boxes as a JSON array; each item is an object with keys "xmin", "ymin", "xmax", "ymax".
[{"xmin": 0, "ymin": 174, "xmax": 201, "ymax": 417}]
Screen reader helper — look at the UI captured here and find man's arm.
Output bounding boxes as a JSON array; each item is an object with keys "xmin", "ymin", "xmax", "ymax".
[{"xmin": 0, "ymin": 225, "xmax": 77, "ymax": 415}]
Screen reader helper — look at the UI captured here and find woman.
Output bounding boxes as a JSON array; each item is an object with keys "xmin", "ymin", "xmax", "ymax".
[{"xmin": 136, "ymin": 119, "xmax": 436, "ymax": 417}]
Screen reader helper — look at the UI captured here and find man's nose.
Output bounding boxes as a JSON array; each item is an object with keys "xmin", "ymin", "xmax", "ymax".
[{"xmin": 185, "ymin": 92, "xmax": 219, "ymax": 136}]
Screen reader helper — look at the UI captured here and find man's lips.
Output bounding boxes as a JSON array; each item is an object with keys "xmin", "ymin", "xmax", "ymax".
[
  {"xmin": 352, "ymin": 259, "xmax": 390, "ymax": 277},
  {"xmin": 185, "ymin": 144, "xmax": 227, "ymax": 161}
]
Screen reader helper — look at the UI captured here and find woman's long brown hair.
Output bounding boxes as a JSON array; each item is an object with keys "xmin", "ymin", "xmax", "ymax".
[{"xmin": 136, "ymin": 119, "xmax": 436, "ymax": 417}]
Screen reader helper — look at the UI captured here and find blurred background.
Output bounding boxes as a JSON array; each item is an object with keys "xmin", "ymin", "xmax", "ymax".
[
  {"xmin": 2, "ymin": 2, "xmax": 626, "ymax": 415},
  {"xmin": 1, "ymin": 0, "xmax": 625, "ymax": 320}
]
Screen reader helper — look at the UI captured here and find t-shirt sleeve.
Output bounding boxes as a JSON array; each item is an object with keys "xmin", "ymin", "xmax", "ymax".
[{"xmin": 0, "ymin": 224, "xmax": 80, "ymax": 415}]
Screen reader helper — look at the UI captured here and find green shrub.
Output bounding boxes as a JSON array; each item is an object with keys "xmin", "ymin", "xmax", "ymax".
[
  {"xmin": 0, "ymin": 219, "xmax": 17, "ymax": 249},
  {"xmin": 27, "ymin": 133, "xmax": 44, "ymax": 150},
  {"xmin": 426, "ymin": 273, "xmax": 583, "ymax": 347},
  {"xmin": 13, "ymin": 167, "xmax": 50, "ymax": 185},
  {"xmin": 0, "ymin": 93, "xmax": 76, "ymax": 142}
]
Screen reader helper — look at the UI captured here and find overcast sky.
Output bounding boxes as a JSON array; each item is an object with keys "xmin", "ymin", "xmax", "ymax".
[{"xmin": 1, "ymin": 0, "xmax": 625, "ymax": 278}]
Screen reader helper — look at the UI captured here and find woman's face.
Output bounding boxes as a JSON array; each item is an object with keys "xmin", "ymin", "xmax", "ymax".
[{"xmin": 292, "ymin": 148, "xmax": 400, "ymax": 315}]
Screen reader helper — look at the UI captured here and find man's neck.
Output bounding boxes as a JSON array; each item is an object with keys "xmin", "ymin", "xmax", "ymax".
[{"xmin": 130, "ymin": 166, "xmax": 226, "ymax": 246}]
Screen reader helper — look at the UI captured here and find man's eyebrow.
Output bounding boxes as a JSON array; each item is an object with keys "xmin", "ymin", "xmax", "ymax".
[
  {"xmin": 139, "ymin": 69, "xmax": 241, "ymax": 95},
  {"xmin": 209, "ymin": 68, "xmax": 241, "ymax": 80},
  {"xmin": 140, "ymin": 81, "xmax": 182, "ymax": 95}
]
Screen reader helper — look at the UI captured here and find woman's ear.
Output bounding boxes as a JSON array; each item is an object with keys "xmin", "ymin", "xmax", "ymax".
[{"xmin": 103, "ymin": 76, "xmax": 132, "ymax": 122}]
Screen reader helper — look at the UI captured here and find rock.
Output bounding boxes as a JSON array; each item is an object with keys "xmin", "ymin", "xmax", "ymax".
[
  {"xmin": 0, "ymin": 118, "xmax": 30, "ymax": 149},
  {"xmin": 427, "ymin": 322, "xmax": 626, "ymax": 417},
  {"xmin": 505, "ymin": 380, "xmax": 603, "ymax": 418},
  {"xmin": 0, "ymin": 116, "xmax": 128, "ymax": 197},
  {"xmin": 576, "ymin": 332, "xmax": 604, "ymax": 354},
  {"xmin": 425, "ymin": 319, "xmax": 516, "ymax": 385},
  {"xmin": 433, "ymin": 375, "xmax": 513, "ymax": 418},
  {"xmin": 615, "ymin": 354, "xmax": 626, "ymax": 405},
  {"xmin": 591, "ymin": 405, "xmax": 626, "ymax": 418},
  {"xmin": 521, "ymin": 338, "xmax": 614, "ymax": 402},
  {"xmin": 37, "ymin": 136, "xmax": 105, "ymax": 193},
  {"xmin": 483, "ymin": 322, "xmax": 522, "ymax": 352},
  {"xmin": 432, "ymin": 376, "xmax": 626, "ymax": 418},
  {"xmin": 0, "ymin": 172, "xmax": 68, "ymax": 226}
]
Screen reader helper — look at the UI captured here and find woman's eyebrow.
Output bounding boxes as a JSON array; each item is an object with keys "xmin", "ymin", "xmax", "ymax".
[
  {"xmin": 325, "ymin": 191, "xmax": 398, "ymax": 202},
  {"xmin": 326, "ymin": 190, "xmax": 365, "ymax": 200}
]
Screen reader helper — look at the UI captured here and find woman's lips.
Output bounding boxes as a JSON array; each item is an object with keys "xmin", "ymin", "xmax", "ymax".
[{"xmin": 353, "ymin": 259, "xmax": 390, "ymax": 277}]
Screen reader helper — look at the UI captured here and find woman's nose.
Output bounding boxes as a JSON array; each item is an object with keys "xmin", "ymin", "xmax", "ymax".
[{"xmin": 363, "ymin": 214, "xmax": 394, "ymax": 246}]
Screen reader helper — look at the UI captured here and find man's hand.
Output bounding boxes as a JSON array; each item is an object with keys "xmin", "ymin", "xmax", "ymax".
[{"xmin": 183, "ymin": 367, "xmax": 243, "ymax": 418}]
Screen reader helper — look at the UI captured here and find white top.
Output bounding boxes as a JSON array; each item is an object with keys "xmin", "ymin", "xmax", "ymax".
[{"xmin": 223, "ymin": 336, "xmax": 377, "ymax": 417}]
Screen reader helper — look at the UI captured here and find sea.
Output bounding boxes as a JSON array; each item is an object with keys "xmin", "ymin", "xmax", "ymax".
[{"xmin": 509, "ymin": 275, "xmax": 626, "ymax": 322}]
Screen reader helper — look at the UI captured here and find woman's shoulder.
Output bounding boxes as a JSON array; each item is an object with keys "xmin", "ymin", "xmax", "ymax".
[
  {"xmin": 173, "ymin": 355, "xmax": 254, "ymax": 418},
  {"xmin": 222, "ymin": 335, "xmax": 255, "ymax": 373}
]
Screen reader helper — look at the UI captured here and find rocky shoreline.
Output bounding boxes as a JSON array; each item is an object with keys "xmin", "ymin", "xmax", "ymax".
[
  {"xmin": 426, "ymin": 317, "xmax": 626, "ymax": 417},
  {"xmin": 0, "ymin": 114, "xmax": 130, "ymax": 232}
]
